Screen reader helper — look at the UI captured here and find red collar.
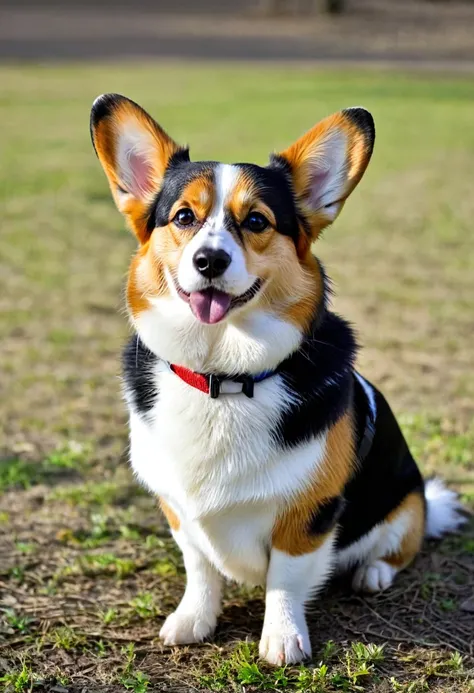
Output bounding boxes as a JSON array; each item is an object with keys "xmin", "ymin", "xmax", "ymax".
[{"xmin": 168, "ymin": 363, "xmax": 274, "ymax": 399}]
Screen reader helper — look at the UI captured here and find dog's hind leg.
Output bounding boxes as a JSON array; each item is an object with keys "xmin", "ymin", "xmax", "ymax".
[{"xmin": 351, "ymin": 491, "xmax": 425, "ymax": 593}]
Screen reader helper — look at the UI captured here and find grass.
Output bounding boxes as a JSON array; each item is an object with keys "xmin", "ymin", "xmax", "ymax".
[{"xmin": 0, "ymin": 62, "xmax": 473, "ymax": 691}]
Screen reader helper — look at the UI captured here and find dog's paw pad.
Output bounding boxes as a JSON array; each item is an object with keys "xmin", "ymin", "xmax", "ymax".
[
  {"xmin": 352, "ymin": 559, "xmax": 397, "ymax": 593},
  {"xmin": 159, "ymin": 611, "xmax": 215, "ymax": 645},
  {"xmin": 259, "ymin": 632, "xmax": 311, "ymax": 666}
]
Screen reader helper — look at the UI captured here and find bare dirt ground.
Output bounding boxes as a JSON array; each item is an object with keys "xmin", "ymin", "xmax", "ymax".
[{"xmin": 0, "ymin": 64, "xmax": 473, "ymax": 691}]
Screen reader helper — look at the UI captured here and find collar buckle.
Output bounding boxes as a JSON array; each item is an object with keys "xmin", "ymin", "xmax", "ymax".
[
  {"xmin": 208, "ymin": 374, "xmax": 255, "ymax": 399},
  {"xmin": 209, "ymin": 374, "xmax": 221, "ymax": 399}
]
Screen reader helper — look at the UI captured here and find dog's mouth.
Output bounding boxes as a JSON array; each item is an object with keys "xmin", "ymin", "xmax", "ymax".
[{"xmin": 176, "ymin": 279, "xmax": 262, "ymax": 324}]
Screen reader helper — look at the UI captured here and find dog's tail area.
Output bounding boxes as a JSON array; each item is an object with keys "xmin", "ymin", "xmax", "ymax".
[{"xmin": 424, "ymin": 478, "xmax": 466, "ymax": 539}]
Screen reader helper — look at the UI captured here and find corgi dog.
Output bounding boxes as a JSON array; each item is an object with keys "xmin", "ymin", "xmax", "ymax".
[{"xmin": 90, "ymin": 94, "xmax": 464, "ymax": 666}]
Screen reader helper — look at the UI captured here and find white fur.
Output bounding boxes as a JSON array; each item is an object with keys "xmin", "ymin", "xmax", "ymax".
[
  {"xmin": 337, "ymin": 503, "xmax": 412, "ymax": 574},
  {"xmin": 177, "ymin": 163, "xmax": 256, "ymax": 297},
  {"xmin": 305, "ymin": 129, "xmax": 348, "ymax": 221},
  {"xmin": 424, "ymin": 478, "xmax": 466, "ymax": 538},
  {"xmin": 129, "ymin": 362, "xmax": 327, "ymax": 585},
  {"xmin": 336, "ymin": 524, "xmax": 383, "ymax": 573},
  {"xmin": 114, "ymin": 119, "xmax": 157, "ymax": 202},
  {"xmin": 134, "ymin": 302, "xmax": 303, "ymax": 375},
  {"xmin": 337, "ymin": 499, "xmax": 416, "ymax": 593},
  {"xmin": 160, "ymin": 529, "xmax": 223, "ymax": 644},
  {"xmin": 260, "ymin": 536, "xmax": 336, "ymax": 665},
  {"xmin": 352, "ymin": 559, "xmax": 397, "ymax": 593}
]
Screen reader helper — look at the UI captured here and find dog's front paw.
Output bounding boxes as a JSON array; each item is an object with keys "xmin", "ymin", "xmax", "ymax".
[
  {"xmin": 259, "ymin": 630, "xmax": 311, "ymax": 666},
  {"xmin": 159, "ymin": 610, "xmax": 216, "ymax": 645}
]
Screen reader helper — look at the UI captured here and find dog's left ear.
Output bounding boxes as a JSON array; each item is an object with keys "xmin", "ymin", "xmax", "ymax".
[
  {"xmin": 274, "ymin": 107, "xmax": 375, "ymax": 239},
  {"xmin": 90, "ymin": 93, "xmax": 185, "ymax": 243}
]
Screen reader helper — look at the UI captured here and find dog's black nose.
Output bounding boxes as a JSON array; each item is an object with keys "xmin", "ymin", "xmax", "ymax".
[{"xmin": 193, "ymin": 248, "xmax": 231, "ymax": 279}]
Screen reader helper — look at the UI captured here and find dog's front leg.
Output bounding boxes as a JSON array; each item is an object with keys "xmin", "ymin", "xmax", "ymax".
[
  {"xmin": 160, "ymin": 529, "xmax": 223, "ymax": 645},
  {"xmin": 259, "ymin": 532, "xmax": 336, "ymax": 665}
]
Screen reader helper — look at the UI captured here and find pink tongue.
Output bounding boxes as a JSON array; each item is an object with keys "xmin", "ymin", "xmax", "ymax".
[{"xmin": 189, "ymin": 289, "xmax": 232, "ymax": 324}]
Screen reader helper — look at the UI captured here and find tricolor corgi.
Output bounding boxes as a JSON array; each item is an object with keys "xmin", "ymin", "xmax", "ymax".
[{"xmin": 90, "ymin": 94, "xmax": 464, "ymax": 665}]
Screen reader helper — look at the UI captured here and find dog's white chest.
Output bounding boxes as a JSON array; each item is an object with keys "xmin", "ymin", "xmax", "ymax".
[
  {"xmin": 129, "ymin": 365, "xmax": 290, "ymax": 510},
  {"xmin": 128, "ymin": 365, "xmax": 326, "ymax": 583}
]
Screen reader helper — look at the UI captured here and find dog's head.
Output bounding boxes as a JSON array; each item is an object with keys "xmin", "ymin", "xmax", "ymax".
[{"xmin": 91, "ymin": 94, "xmax": 374, "ymax": 372}]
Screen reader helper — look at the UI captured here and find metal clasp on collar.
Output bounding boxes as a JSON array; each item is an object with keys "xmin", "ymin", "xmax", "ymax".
[{"xmin": 208, "ymin": 374, "xmax": 254, "ymax": 399}]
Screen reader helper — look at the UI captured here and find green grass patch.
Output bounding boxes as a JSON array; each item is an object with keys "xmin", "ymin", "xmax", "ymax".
[
  {"xmin": 0, "ymin": 442, "xmax": 89, "ymax": 491},
  {"xmin": 49, "ymin": 480, "xmax": 139, "ymax": 507},
  {"xmin": 129, "ymin": 592, "xmax": 160, "ymax": 619},
  {"xmin": 199, "ymin": 640, "xmax": 386, "ymax": 692},
  {"xmin": 79, "ymin": 552, "xmax": 137, "ymax": 579},
  {"xmin": 400, "ymin": 415, "xmax": 474, "ymax": 470},
  {"xmin": 0, "ymin": 662, "xmax": 34, "ymax": 692}
]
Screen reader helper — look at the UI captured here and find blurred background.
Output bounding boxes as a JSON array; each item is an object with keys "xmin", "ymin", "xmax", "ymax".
[{"xmin": 1, "ymin": 1, "xmax": 473, "ymax": 690}]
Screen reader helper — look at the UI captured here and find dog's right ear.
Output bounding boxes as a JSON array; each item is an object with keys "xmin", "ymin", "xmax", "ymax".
[{"xmin": 90, "ymin": 93, "xmax": 185, "ymax": 243}]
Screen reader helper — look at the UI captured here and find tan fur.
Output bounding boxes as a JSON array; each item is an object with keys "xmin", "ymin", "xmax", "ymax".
[
  {"xmin": 384, "ymin": 492, "xmax": 425, "ymax": 569},
  {"xmin": 159, "ymin": 498, "xmax": 180, "ymax": 531},
  {"xmin": 272, "ymin": 412, "xmax": 356, "ymax": 556},
  {"xmin": 169, "ymin": 175, "xmax": 215, "ymax": 224},
  {"xmin": 91, "ymin": 97, "xmax": 182, "ymax": 243},
  {"xmin": 279, "ymin": 110, "xmax": 373, "ymax": 239}
]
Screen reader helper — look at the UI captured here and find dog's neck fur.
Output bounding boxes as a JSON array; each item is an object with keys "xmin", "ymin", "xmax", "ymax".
[{"xmin": 131, "ymin": 258, "xmax": 328, "ymax": 377}]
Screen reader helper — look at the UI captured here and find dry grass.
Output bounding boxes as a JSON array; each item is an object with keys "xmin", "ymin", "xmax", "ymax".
[{"xmin": 0, "ymin": 63, "xmax": 473, "ymax": 691}]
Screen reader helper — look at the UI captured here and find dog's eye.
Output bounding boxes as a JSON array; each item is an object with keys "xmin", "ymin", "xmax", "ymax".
[
  {"xmin": 243, "ymin": 212, "xmax": 269, "ymax": 233},
  {"xmin": 174, "ymin": 208, "xmax": 195, "ymax": 227}
]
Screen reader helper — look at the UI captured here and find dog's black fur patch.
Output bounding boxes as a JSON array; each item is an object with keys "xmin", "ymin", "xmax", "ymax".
[
  {"xmin": 122, "ymin": 336, "xmax": 159, "ymax": 415},
  {"xmin": 274, "ymin": 309, "xmax": 358, "ymax": 448},
  {"xmin": 308, "ymin": 496, "xmax": 345, "ymax": 536},
  {"xmin": 336, "ymin": 377, "xmax": 425, "ymax": 550}
]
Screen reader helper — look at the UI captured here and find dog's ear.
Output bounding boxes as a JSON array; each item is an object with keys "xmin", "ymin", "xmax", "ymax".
[
  {"xmin": 90, "ymin": 93, "xmax": 185, "ymax": 243},
  {"xmin": 274, "ymin": 107, "xmax": 374, "ymax": 239}
]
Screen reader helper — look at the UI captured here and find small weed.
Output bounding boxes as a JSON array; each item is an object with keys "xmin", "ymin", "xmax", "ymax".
[
  {"xmin": 390, "ymin": 678, "xmax": 429, "ymax": 692},
  {"xmin": 9, "ymin": 566, "xmax": 25, "ymax": 583},
  {"xmin": 100, "ymin": 607, "xmax": 118, "ymax": 625},
  {"xmin": 51, "ymin": 626, "xmax": 86, "ymax": 651},
  {"xmin": 0, "ymin": 444, "xmax": 88, "ymax": 491},
  {"xmin": 130, "ymin": 592, "xmax": 158, "ymax": 619},
  {"xmin": 0, "ymin": 511, "xmax": 9, "ymax": 523},
  {"xmin": 94, "ymin": 638, "xmax": 109, "ymax": 657},
  {"xmin": 4, "ymin": 609, "xmax": 32, "ymax": 633},
  {"xmin": 321, "ymin": 639, "xmax": 337, "ymax": 660},
  {"xmin": 89, "ymin": 512, "xmax": 110, "ymax": 539},
  {"xmin": 121, "ymin": 642, "xmax": 136, "ymax": 676},
  {"xmin": 52, "ymin": 671, "xmax": 70, "ymax": 686},
  {"xmin": 151, "ymin": 559, "xmax": 179, "ymax": 577},
  {"xmin": 14, "ymin": 542, "xmax": 35, "ymax": 554},
  {"xmin": 120, "ymin": 671, "xmax": 150, "ymax": 692},
  {"xmin": 50, "ymin": 480, "xmax": 133, "ymax": 507},
  {"xmin": 296, "ymin": 663, "xmax": 329, "ymax": 690},
  {"xmin": 439, "ymin": 598, "xmax": 456, "ymax": 612},
  {"xmin": 44, "ymin": 440, "xmax": 88, "ymax": 469},
  {"xmin": 343, "ymin": 652, "xmax": 373, "ymax": 689},
  {"xmin": 119, "ymin": 524, "xmax": 141, "ymax": 540},
  {"xmin": 80, "ymin": 552, "xmax": 136, "ymax": 578},
  {"xmin": 144, "ymin": 535, "xmax": 165, "ymax": 550},
  {"xmin": 351, "ymin": 642, "xmax": 385, "ymax": 664},
  {"xmin": 0, "ymin": 662, "xmax": 33, "ymax": 692},
  {"xmin": 445, "ymin": 651, "xmax": 463, "ymax": 671},
  {"xmin": 0, "ymin": 459, "xmax": 38, "ymax": 491}
]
